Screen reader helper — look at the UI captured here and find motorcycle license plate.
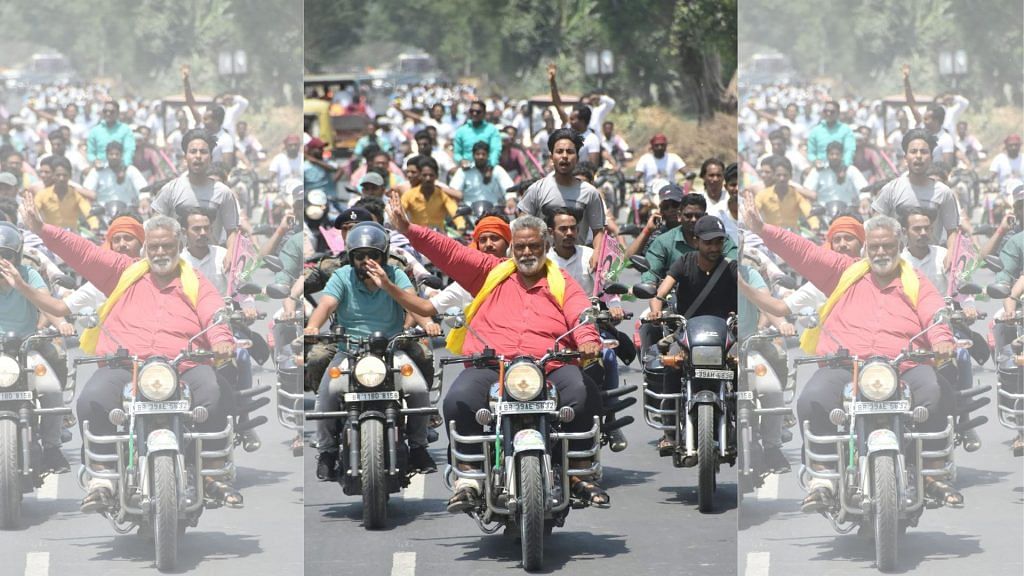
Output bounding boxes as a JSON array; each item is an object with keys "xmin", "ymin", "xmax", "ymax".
[
  {"xmin": 344, "ymin": 391, "xmax": 400, "ymax": 402},
  {"xmin": 0, "ymin": 391, "xmax": 32, "ymax": 402},
  {"xmin": 852, "ymin": 400, "xmax": 910, "ymax": 414},
  {"xmin": 130, "ymin": 400, "xmax": 190, "ymax": 414},
  {"xmin": 736, "ymin": 391, "xmax": 754, "ymax": 400},
  {"xmin": 498, "ymin": 400, "xmax": 557, "ymax": 414},
  {"xmin": 694, "ymin": 369, "xmax": 734, "ymax": 380}
]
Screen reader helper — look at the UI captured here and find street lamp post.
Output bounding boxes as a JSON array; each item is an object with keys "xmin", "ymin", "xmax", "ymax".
[
  {"xmin": 584, "ymin": 49, "xmax": 614, "ymax": 90},
  {"xmin": 218, "ymin": 49, "xmax": 249, "ymax": 90},
  {"xmin": 938, "ymin": 49, "xmax": 968, "ymax": 92}
]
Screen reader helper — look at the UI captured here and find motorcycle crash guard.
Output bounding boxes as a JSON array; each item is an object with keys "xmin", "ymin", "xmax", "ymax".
[
  {"xmin": 26, "ymin": 351, "xmax": 62, "ymax": 394},
  {"xmin": 866, "ymin": 429, "xmax": 900, "ymax": 454},
  {"xmin": 513, "ymin": 429, "xmax": 547, "ymax": 454},
  {"xmin": 147, "ymin": 428, "xmax": 180, "ymax": 453}
]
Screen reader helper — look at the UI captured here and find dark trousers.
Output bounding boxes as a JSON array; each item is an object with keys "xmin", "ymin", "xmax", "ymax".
[
  {"xmin": 797, "ymin": 365, "xmax": 950, "ymax": 455},
  {"xmin": 443, "ymin": 365, "xmax": 597, "ymax": 457},
  {"xmin": 78, "ymin": 365, "xmax": 224, "ymax": 456}
]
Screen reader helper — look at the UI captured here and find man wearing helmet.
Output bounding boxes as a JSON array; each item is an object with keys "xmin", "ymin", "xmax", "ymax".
[
  {"xmin": 0, "ymin": 221, "xmax": 71, "ymax": 474},
  {"xmin": 304, "ymin": 221, "xmax": 440, "ymax": 478}
]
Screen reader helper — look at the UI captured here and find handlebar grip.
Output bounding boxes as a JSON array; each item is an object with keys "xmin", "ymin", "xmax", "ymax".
[{"xmin": 623, "ymin": 312, "xmax": 634, "ymax": 320}]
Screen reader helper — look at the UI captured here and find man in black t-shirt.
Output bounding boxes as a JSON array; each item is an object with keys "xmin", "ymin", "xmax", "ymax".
[{"xmin": 649, "ymin": 215, "xmax": 737, "ymax": 320}]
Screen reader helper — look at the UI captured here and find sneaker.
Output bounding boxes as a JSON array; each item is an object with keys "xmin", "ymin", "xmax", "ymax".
[
  {"xmin": 608, "ymin": 428, "xmax": 628, "ymax": 452},
  {"xmin": 961, "ymin": 428, "xmax": 981, "ymax": 452},
  {"xmin": 764, "ymin": 445, "xmax": 790, "ymax": 474},
  {"xmin": 43, "ymin": 447, "xmax": 70, "ymax": 474},
  {"xmin": 241, "ymin": 429, "xmax": 262, "ymax": 452},
  {"xmin": 316, "ymin": 451, "xmax": 338, "ymax": 481},
  {"xmin": 409, "ymin": 446, "xmax": 437, "ymax": 474}
]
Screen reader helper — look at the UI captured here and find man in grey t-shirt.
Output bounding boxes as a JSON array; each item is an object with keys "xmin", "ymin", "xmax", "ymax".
[
  {"xmin": 152, "ymin": 129, "xmax": 239, "ymax": 248},
  {"xmin": 871, "ymin": 128, "xmax": 959, "ymax": 251},
  {"xmin": 517, "ymin": 129, "xmax": 605, "ymax": 269}
]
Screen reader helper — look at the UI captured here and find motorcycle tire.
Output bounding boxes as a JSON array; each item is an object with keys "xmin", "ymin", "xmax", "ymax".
[
  {"xmin": 518, "ymin": 453, "xmax": 545, "ymax": 572},
  {"xmin": 698, "ymin": 404, "xmax": 716, "ymax": 513},
  {"xmin": 872, "ymin": 453, "xmax": 899, "ymax": 572},
  {"xmin": 0, "ymin": 419, "xmax": 21, "ymax": 529},
  {"xmin": 153, "ymin": 453, "xmax": 179, "ymax": 572},
  {"xmin": 360, "ymin": 419, "xmax": 388, "ymax": 530}
]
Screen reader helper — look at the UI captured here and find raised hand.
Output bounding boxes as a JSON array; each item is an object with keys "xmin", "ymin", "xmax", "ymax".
[
  {"xmin": 741, "ymin": 189, "xmax": 765, "ymax": 235},
  {"xmin": 385, "ymin": 191, "xmax": 411, "ymax": 234},
  {"xmin": 18, "ymin": 190, "xmax": 45, "ymax": 234}
]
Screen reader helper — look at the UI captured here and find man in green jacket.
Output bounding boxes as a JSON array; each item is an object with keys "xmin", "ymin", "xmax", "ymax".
[{"xmin": 640, "ymin": 192, "xmax": 738, "ymax": 285}]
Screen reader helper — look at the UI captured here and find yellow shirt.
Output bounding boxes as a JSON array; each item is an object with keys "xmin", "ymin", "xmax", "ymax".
[
  {"xmin": 755, "ymin": 185, "xmax": 819, "ymax": 230},
  {"xmin": 35, "ymin": 185, "xmax": 98, "ymax": 230},
  {"xmin": 401, "ymin": 185, "xmax": 464, "ymax": 230}
]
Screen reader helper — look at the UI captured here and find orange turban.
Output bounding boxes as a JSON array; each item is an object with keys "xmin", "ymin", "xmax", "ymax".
[
  {"xmin": 825, "ymin": 216, "xmax": 865, "ymax": 250},
  {"xmin": 469, "ymin": 216, "xmax": 512, "ymax": 251},
  {"xmin": 102, "ymin": 216, "xmax": 145, "ymax": 251}
]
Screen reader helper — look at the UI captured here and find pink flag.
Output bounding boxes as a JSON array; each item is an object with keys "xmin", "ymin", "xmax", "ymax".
[
  {"xmin": 593, "ymin": 232, "xmax": 624, "ymax": 303},
  {"xmin": 947, "ymin": 231, "xmax": 976, "ymax": 302},
  {"xmin": 320, "ymin": 226, "xmax": 345, "ymax": 253}
]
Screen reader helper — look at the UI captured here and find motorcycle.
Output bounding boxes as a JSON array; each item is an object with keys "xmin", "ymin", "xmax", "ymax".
[
  {"xmin": 986, "ymin": 282, "xmax": 1024, "ymax": 455},
  {"xmin": 0, "ymin": 328, "xmax": 72, "ymax": 529},
  {"xmin": 76, "ymin": 317, "xmax": 238, "ymax": 572},
  {"xmin": 632, "ymin": 283, "xmax": 738, "ymax": 513},
  {"xmin": 792, "ymin": 319, "xmax": 963, "ymax": 573},
  {"xmin": 737, "ymin": 327, "xmax": 793, "ymax": 496},
  {"xmin": 304, "ymin": 326, "xmax": 438, "ymax": 529},
  {"xmin": 438, "ymin": 311, "xmax": 603, "ymax": 572}
]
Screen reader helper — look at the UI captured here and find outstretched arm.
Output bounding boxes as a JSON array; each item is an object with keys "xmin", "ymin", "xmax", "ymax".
[{"xmin": 548, "ymin": 63, "xmax": 569, "ymax": 126}]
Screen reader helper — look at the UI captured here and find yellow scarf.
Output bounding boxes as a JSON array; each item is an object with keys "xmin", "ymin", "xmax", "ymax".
[
  {"xmin": 445, "ymin": 258, "xmax": 565, "ymax": 354},
  {"xmin": 800, "ymin": 258, "xmax": 919, "ymax": 354},
  {"xmin": 80, "ymin": 259, "xmax": 200, "ymax": 354}
]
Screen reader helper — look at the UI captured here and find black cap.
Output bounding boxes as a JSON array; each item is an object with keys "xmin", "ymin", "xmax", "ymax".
[
  {"xmin": 694, "ymin": 215, "xmax": 727, "ymax": 241},
  {"xmin": 334, "ymin": 207, "xmax": 373, "ymax": 228},
  {"xmin": 658, "ymin": 184, "xmax": 684, "ymax": 203}
]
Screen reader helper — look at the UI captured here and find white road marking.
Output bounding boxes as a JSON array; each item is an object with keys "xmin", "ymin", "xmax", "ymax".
[
  {"xmin": 745, "ymin": 551, "xmax": 770, "ymax": 576},
  {"xmin": 36, "ymin": 474, "xmax": 59, "ymax": 501},
  {"xmin": 403, "ymin": 474, "xmax": 424, "ymax": 501},
  {"xmin": 25, "ymin": 552, "xmax": 49, "ymax": 576},
  {"xmin": 755, "ymin": 473, "xmax": 778, "ymax": 501},
  {"xmin": 391, "ymin": 551, "xmax": 416, "ymax": 576}
]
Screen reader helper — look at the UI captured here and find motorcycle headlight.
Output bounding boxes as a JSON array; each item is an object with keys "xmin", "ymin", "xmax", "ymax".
[
  {"xmin": 354, "ymin": 356, "xmax": 388, "ymax": 388},
  {"xmin": 505, "ymin": 361, "xmax": 544, "ymax": 401},
  {"xmin": 138, "ymin": 362, "xmax": 177, "ymax": 401},
  {"xmin": 858, "ymin": 362, "xmax": 897, "ymax": 402},
  {"xmin": 0, "ymin": 355, "xmax": 19, "ymax": 388},
  {"xmin": 691, "ymin": 346, "xmax": 723, "ymax": 366}
]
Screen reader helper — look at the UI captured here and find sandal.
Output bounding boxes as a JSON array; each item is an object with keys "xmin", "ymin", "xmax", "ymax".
[
  {"xmin": 570, "ymin": 477, "xmax": 610, "ymax": 508},
  {"xmin": 205, "ymin": 478, "xmax": 244, "ymax": 508},
  {"xmin": 446, "ymin": 485, "xmax": 479, "ymax": 514},
  {"xmin": 1012, "ymin": 436, "xmax": 1024, "ymax": 457},
  {"xmin": 924, "ymin": 478, "xmax": 964, "ymax": 508},
  {"xmin": 290, "ymin": 435, "xmax": 304, "ymax": 457},
  {"xmin": 80, "ymin": 486, "xmax": 114, "ymax": 514},
  {"xmin": 800, "ymin": 487, "xmax": 833, "ymax": 514},
  {"xmin": 657, "ymin": 436, "xmax": 676, "ymax": 457}
]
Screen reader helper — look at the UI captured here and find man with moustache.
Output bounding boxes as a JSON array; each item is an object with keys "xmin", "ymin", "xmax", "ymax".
[
  {"xmin": 19, "ymin": 199, "xmax": 239, "ymax": 512},
  {"xmin": 743, "ymin": 190, "xmax": 960, "ymax": 511},
  {"xmin": 384, "ymin": 191, "xmax": 608, "ymax": 511}
]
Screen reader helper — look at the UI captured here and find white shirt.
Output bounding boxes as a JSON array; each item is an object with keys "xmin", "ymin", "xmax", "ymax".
[
  {"xmin": 269, "ymin": 152, "xmax": 302, "ymax": 189},
  {"xmin": 548, "ymin": 245, "xmax": 595, "ymax": 295},
  {"xmin": 580, "ymin": 130, "xmax": 602, "ymax": 162},
  {"xmin": 901, "ymin": 246, "xmax": 948, "ymax": 296},
  {"xmin": 428, "ymin": 283, "xmax": 473, "ymax": 315},
  {"xmin": 783, "ymin": 282, "xmax": 827, "ymax": 315},
  {"xmin": 635, "ymin": 152, "xmax": 686, "ymax": 189},
  {"xmin": 182, "ymin": 245, "xmax": 229, "ymax": 296},
  {"xmin": 989, "ymin": 153, "xmax": 1023, "ymax": 193}
]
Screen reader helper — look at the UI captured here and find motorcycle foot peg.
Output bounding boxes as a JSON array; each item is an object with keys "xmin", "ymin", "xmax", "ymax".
[
  {"xmin": 558, "ymin": 406, "xmax": 575, "ymax": 423},
  {"xmin": 236, "ymin": 415, "xmax": 268, "ymax": 432}
]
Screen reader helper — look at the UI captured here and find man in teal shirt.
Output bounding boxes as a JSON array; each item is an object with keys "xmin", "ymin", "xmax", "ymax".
[
  {"xmin": 640, "ymin": 193, "xmax": 738, "ymax": 284},
  {"xmin": 806, "ymin": 101, "xmax": 855, "ymax": 168},
  {"xmin": 453, "ymin": 100, "xmax": 502, "ymax": 169},
  {"xmin": 86, "ymin": 100, "xmax": 136, "ymax": 167}
]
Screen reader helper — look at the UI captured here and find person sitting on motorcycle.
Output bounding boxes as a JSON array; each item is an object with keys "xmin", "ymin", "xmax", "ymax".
[
  {"xmin": 384, "ymin": 192, "xmax": 608, "ymax": 511},
  {"xmin": 742, "ymin": 191, "xmax": 961, "ymax": 511},
  {"xmin": 399, "ymin": 156, "xmax": 465, "ymax": 233},
  {"xmin": 0, "ymin": 221, "xmax": 72, "ymax": 474},
  {"xmin": 648, "ymin": 215, "xmax": 738, "ymax": 455},
  {"xmin": 303, "ymin": 221, "xmax": 439, "ymax": 479},
  {"xmin": 545, "ymin": 207, "xmax": 633, "ymax": 452},
  {"xmin": 20, "ymin": 196, "xmax": 240, "ymax": 512}
]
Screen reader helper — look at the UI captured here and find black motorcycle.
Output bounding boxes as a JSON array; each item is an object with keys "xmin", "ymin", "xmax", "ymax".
[
  {"xmin": 0, "ymin": 328, "xmax": 72, "ymax": 528},
  {"xmin": 987, "ymin": 282, "xmax": 1024, "ymax": 455}
]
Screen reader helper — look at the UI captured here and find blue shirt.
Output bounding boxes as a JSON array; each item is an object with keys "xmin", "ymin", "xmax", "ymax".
[
  {"xmin": 303, "ymin": 161, "xmax": 337, "ymax": 198},
  {"xmin": 324, "ymin": 264, "xmax": 412, "ymax": 339},
  {"xmin": 806, "ymin": 121, "xmax": 855, "ymax": 167},
  {"xmin": 87, "ymin": 121, "xmax": 136, "ymax": 165},
  {"xmin": 453, "ymin": 121, "xmax": 502, "ymax": 167},
  {"xmin": 0, "ymin": 265, "xmax": 47, "ymax": 338},
  {"xmin": 739, "ymin": 265, "xmax": 766, "ymax": 337}
]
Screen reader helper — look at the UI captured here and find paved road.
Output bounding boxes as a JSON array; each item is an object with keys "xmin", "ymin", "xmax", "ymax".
[
  {"xmin": 1, "ymin": 268, "xmax": 303, "ymax": 576},
  {"xmin": 738, "ymin": 270, "xmax": 1024, "ymax": 576},
  {"xmin": 303, "ymin": 268, "xmax": 740, "ymax": 575}
]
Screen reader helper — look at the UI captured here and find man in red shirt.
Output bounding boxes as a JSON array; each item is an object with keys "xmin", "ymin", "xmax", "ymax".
[
  {"xmin": 743, "ymin": 190, "xmax": 959, "ymax": 511},
  {"xmin": 20, "ymin": 196, "xmax": 238, "ymax": 511},
  {"xmin": 384, "ymin": 191, "xmax": 608, "ymax": 511}
]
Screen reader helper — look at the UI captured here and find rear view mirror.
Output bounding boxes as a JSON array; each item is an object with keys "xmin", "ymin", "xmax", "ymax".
[
  {"xmin": 774, "ymin": 275, "xmax": 797, "ymax": 290},
  {"xmin": 629, "ymin": 255, "xmax": 651, "ymax": 273},
  {"xmin": 419, "ymin": 275, "xmax": 444, "ymax": 290},
  {"xmin": 986, "ymin": 282, "xmax": 1011, "ymax": 300},
  {"xmin": 632, "ymin": 283, "xmax": 658, "ymax": 299},
  {"xmin": 236, "ymin": 282, "xmax": 263, "ymax": 295},
  {"xmin": 601, "ymin": 282, "xmax": 628, "ymax": 296},
  {"xmin": 265, "ymin": 283, "xmax": 292, "ymax": 299},
  {"xmin": 956, "ymin": 282, "xmax": 982, "ymax": 296},
  {"xmin": 52, "ymin": 274, "xmax": 76, "ymax": 290},
  {"xmin": 455, "ymin": 205, "xmax": 473, "ymax": 217},
  {"xmin": 261, "ymin": 255, "xmax": 283, "ymax": 273},
  {"xmin": 984, "ymin": 255, "xmax": 1004, "ymax": 273}
]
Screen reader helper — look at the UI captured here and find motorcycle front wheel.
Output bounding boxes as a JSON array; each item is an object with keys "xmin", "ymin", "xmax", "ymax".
[
  {"xmin": 153, "ymin": 453, "xmax": 179, "ymax": 572},
  {"xmin": 872, "ymin": 453, "xmax": 899, "ymax": 572},
  {"xmin": 697, "ymin": 404, "xmax": 717, "ymax": 513},
  {"xmin": 0, "ymin": 419, "xmax": 21, "ymax": 529},
  {"xmin": 360, "ymin": 419, "xmax": 388, "ymax": 530},
  {"xmin": 518, "ymin": 453, "xmax": 545, "ymax": 572}
]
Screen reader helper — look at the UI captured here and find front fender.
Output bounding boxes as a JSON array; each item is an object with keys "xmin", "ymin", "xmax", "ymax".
[
  {"xmin": 512, "ymin": 429, "xmax": 547, "ymax": 454},
  {"xmin": 866, "ymin": 429, "xmax": 900, "ymax": 454},
  {"xmin": 146, "ymin": 428, "xmax": 180, "ymax": 454},
  {"xmin": 690, "ymin": 389, "xmax": 720, "ymax": 412}
]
